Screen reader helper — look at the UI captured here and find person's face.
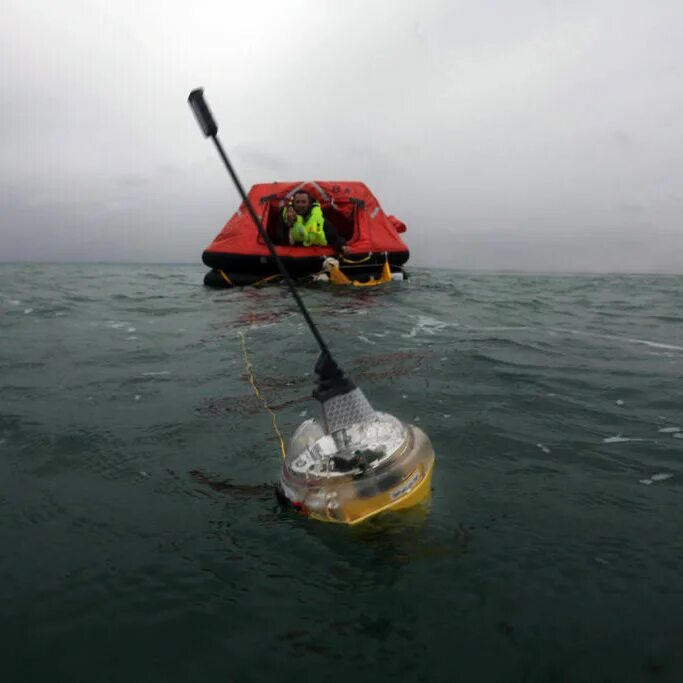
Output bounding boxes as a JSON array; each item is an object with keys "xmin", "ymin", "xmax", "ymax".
[{"xmin": 293, "ymin": 193, "xmax": 311, "ymax": 215}]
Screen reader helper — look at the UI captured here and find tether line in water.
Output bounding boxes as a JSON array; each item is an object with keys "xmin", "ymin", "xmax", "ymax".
[{"xmin": 238, "ymin": 330, "xmax": 287, "ymax": 460}]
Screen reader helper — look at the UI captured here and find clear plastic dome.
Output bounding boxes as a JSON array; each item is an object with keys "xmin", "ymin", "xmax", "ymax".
[{"xmin": 280, "ymin": 412, "xmax": 435, "ymax": 525}]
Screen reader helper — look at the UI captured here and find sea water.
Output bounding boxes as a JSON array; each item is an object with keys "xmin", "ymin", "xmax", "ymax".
[{"xmin": 1, "ymin": 263, "xmax": 682, "ymax": 682}]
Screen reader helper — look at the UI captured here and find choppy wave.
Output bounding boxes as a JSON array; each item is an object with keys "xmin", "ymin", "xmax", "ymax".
[{"xmin": 1, "ymin": 263, "xmax": 682, "ymax": 681}]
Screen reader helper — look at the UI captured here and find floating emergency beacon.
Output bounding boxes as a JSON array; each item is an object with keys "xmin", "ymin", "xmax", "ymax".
[
  {"xmin": 189, "ymin": 88, "xmax": 435, "ymax": 525},
  {"xmin": 278, "ymin": 354, "xmax": 435, "ymax": 524},
  {"xmin": 281, "ymin": 412, "xmax": 435, "ymax": 524}
]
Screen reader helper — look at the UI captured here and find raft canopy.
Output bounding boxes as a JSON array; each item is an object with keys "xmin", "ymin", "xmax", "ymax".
[{"xmin": 205, "ymin": 180, "xmax": 408, "ymax": 257}]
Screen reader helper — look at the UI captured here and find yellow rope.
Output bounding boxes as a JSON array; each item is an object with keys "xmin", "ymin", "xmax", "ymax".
[
  {"xmin": 252, "ymin": 273, "xmax": 282, "ymax": 287},
  {"xmin": 218, "ymin": 270, "xmax": 233, "ymax": 286},
  {"xmin": 341, "ymin": 253, "xmax": 372, "ymax": 264},
  {"xmin": 238, "ymin": 330, "xmax": 287, "ymax": 460}
]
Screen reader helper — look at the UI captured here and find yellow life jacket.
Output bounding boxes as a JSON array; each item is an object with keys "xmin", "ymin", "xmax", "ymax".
[{"xmin": 285, "ymin": 202, "xmax": 327, "ymax": 247}]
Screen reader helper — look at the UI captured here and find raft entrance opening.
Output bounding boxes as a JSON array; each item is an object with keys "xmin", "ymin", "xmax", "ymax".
[{"xmin": 262, "ymin": 199, "xmax": 357, "ymax": 246}]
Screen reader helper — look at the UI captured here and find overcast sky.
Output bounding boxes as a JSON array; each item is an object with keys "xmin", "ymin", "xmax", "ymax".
[{"xmin": 2, "ymin": 0, "xmax": 682, "ymax": 272}]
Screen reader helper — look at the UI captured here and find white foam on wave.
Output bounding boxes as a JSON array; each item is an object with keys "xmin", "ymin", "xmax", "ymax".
[
  {"xmin": 24, "ymin": 308, "xmax": 33, "ymax": 314},
  {"xmin": 603, "ymin": 435, "xmax": 644, "ymax": 444},
  {"xmin": 466, "ymin": 325, "xmax": 529, "ymax": 332},
  {"xmin": 549, "ymin": 328, "xmax": 683, "ymax": 352},
  {"xmin": 536, "ymin": 443, "xmax": 551, "ymax": 453},
  {"xmin": 651, "ymin": 473, "xmax": 673, "ymax": 482},
  {"xmin": 674, "ymin": 433, "xmax": 683, "ymax": 440},
  {"xmin": 402, "ymin": 315, "xmax": 451, "ymax": 339},
  {"xmin": 658, "ymin": 427, "xmax": 680, "ymax": 433},
  {"xmin": 625, "ymin": 338, "xmax": 683, "ymax": 351},
  {"xmin": 142, "ymin": 371, "xmax": 170, "ymax": 377},
  {"xmin": 640, "ymin": 473, "xmax": 673, "ymax": 485},
  {"xmin": 357, "ymin": 335, "xmax": 375, "ymax": 345}
]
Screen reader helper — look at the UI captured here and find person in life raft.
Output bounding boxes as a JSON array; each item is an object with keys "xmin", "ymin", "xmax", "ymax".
[{"xmin": 279, "ymin": 190, "xmax": 350, "ymax": 254}]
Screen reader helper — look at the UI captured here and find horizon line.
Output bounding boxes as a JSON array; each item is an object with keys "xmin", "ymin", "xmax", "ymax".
[{"xmin": 0, "ymin": 260, "xmax": 681, "ymax": 277}]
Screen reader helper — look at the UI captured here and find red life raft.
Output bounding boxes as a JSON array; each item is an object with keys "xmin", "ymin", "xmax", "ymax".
[{"xmin": 202, "ymin": 180, "xmax": 409, "ymax": 287}]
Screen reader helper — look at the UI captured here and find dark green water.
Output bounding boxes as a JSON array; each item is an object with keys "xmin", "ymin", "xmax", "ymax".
[{"xmin": 2, "ymin": 264, "xmax": 682, "ymax": 682}]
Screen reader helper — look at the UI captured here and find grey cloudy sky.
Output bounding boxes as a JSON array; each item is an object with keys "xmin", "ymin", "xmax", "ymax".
[{"xmin": 2, "ymin": 0, "xmax": 682, "ymax": 272}]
